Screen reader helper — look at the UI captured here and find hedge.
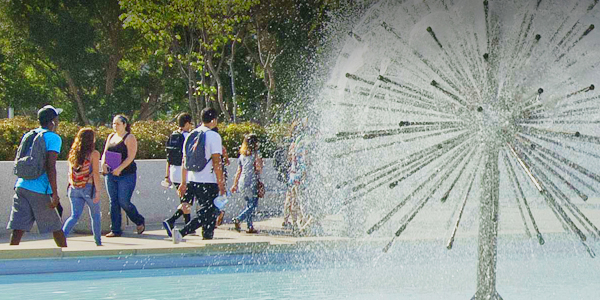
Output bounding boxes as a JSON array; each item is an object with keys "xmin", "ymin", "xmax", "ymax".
[{"xmin": 0, "ymin": 117, "xmax": 286, "ymax": 161}]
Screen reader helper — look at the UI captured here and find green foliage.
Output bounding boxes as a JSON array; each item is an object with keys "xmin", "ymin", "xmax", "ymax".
[{"xmin": 0, "ymin": 117, "xmax": 285, "ymax": 161}]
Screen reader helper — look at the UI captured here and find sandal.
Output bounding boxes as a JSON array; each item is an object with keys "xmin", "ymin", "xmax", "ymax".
[
  {"xmin": 232, "ymin": 218, "xmax": 241, "ymax": 232},
  {"xmin": 136, "ymin": 223, "xmax": 145, "ymax": 235}
]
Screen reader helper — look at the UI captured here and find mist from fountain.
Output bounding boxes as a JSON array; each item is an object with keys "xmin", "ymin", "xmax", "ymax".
[{"xmin": 302, "ymin": 0, "xmax": 600, "ymax": 298}]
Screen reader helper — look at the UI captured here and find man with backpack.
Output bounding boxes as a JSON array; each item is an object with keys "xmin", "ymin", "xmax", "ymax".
[
  {"xmin": 164, "ymin": 107, "xmax": 227, "ymax": 242},
  {"xmin": 7, "ymin": 105, "xmax": 67, "ymax": 247},
  {"xmin": 162, "ymin": 113, "xmax": 195, "ymax": 232}
]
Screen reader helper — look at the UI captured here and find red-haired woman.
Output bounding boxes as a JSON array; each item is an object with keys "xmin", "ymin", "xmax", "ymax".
[{"xmin": 62, "ymin": 128, "xmax": 102, "ymax": 246}]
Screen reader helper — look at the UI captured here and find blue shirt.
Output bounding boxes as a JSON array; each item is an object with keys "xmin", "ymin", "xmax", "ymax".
[{"xmin": 15, "ymin": 128, "xmax": 62, "ymax": 194}]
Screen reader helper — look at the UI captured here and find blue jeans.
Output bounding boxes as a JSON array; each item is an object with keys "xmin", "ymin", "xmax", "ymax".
[
  {"xmin": 105, "ymin": 173, "xmax": 144, "ymax": 234},
  {"xmin": 236, "ymin": 195, "xmax": 259, "ymax": 229},
  {"xmin": 62, "ymin": 184, "xmax": 101, "ymax": 245}
]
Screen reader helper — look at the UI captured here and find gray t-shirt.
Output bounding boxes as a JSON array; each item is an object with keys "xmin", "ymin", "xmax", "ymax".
[{"xmin": 238, "ymin": 152, "xmax": 260, "ymax": 193}]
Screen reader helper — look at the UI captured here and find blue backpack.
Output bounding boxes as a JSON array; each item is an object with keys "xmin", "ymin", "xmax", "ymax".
[{"xmin": 184, "ymin": 129, "xmax": 212, "ymax": 172}]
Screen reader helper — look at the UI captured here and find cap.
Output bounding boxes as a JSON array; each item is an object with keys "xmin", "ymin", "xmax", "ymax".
[{"xmin": 38, "ymin": 105, "xmax": 63, "ymax": 124}]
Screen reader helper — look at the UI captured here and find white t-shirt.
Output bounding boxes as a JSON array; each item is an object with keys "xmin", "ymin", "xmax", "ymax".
[
  {"xmin": 169, "ymin": 131, "xmax": 190, "ymax": 184},
  {"xmin": 185, "ymin": 126, "xmax": 222, "ymax": 183}
]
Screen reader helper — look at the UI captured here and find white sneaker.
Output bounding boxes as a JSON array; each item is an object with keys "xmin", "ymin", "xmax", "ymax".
[{"xmin": 172, "ymin": 228, "xmax": 183, "ymax": 244}]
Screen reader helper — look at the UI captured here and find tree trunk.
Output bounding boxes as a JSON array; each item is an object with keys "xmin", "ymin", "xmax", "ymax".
[
  {"xmin": 187, "ymin": 63, "xmax": 198, "ymax": 119},
  {"xmin": 64, "ymin": 71, "xmax": 90, "ymax": 125},
  {"xmin": 105, "ymin": 53, "xmax": 122, "ymax": 95},
  {"xmin": 229, "ymin": 58, "xmax": 237, "ymax": 123},
  {"xmin": 215, "ymin": 79, "xmax": 231, "ymax": 121},
  {"xmin": 102, "ymin": 0, "xmax": 123, "ymax": 95},
  {"xmin": 138, "ymin": 93, "xmax": 160, "ymax": 120},
  {"xmin": 264, "ymin": 65, "xmax": 276, "ymax": 124}
]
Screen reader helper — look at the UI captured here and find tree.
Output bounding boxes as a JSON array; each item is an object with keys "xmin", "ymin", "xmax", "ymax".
[
  {"xmin": 3, "ymin": 0, "xmax": 145, "ymax": 124},
  {"xmin": 121, "ymin": 0, "xmax": 258, "ymax": 122}
]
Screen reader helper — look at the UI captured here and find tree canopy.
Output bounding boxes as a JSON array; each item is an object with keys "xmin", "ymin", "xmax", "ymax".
[{"xmin": 0, "ymin": 0, "xmax": 355, "ymax": 125}]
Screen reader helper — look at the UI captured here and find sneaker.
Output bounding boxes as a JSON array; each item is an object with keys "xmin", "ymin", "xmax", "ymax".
[
  {"xmin": 105, "ymin": 232, "xmax": 121, "ymax": 237},
  {"xmin": 172, "ymin": 228, "xmax": 183, "ymax": 244},
  {"xmin": 233, "ymin": 218, "xmax": 241, "ymax": 232},
  {"xmin": 162, "ymin": 220, "xmax": 173, "ymax": 237},
  {"xmin": 246, "ymin": 228, "xmax": 259, "ymax": 234}
]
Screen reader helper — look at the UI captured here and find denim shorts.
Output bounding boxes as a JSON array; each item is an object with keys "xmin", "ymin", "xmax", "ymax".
[{"xmin": 7, "ymin": 188, "xmax": 63, "ymax": 233}]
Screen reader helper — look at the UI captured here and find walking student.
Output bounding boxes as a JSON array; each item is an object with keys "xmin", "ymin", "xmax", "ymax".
[
  {"xmin": 164, "ymin": 107, "xmax": 227, "ymax": 243},
  {"xmin": 101, "ymin": 115, "xmax": 145, "ymax": 237},
  {"xmin": 162, "ymin": 113, "xmax": 194, "ymax": 234},
  {"xmin": 62, "ymin": 128, "xmax": 102, "ymax": 246},
  {"xmin": 231, "ymin": 134, "xmax": 263, "ymax": 234},
  {"xmin": 8, "ymin": 105, "xmax": 67, "ymax": 247}
]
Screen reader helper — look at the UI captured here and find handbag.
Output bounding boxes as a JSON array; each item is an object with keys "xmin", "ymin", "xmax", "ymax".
[
  {"xmin": 254, "ymin": 153, "xmax": 265, "ymax": 198},
  {"xmin": 257, "ymin": 180, "xmax": 265, "ymax": 198}
]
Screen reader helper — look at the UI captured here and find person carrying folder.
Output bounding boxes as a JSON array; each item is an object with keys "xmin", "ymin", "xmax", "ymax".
[{"xmin": 101, "ymin": 115, "xmax": 145, "ymax": 237}]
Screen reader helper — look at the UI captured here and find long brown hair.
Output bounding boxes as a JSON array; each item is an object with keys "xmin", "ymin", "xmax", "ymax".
[
  {"xmin": 239, "ymin": 134, "xmax": 259, "ymax": 156},
  {"xmin": 68, "ymin": 128, "xmax": 95, "ymax": 167}
]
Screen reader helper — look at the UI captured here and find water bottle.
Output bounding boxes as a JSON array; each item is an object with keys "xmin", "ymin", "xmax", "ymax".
[
  {"xmin": 213, "ymin": 193, "xmax": 229, "ymax": 210},
  {"xmin": 160, "ymin": 179, "xmax": 171, "ymax": 188}
]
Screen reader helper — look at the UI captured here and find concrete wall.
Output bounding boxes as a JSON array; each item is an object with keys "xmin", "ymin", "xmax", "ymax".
[{"xmin": 0, "ymin": 159, "xmax": 287, "ymax": 237}]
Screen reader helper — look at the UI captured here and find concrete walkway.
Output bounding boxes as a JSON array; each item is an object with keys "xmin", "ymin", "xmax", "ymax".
[
  {"xmin": 0, "ymin": 217, "xmax": 352, "ymax": 260},
  {"xmin": 2, "ymin": 205, "xmax": 599, "ymax": 261}
]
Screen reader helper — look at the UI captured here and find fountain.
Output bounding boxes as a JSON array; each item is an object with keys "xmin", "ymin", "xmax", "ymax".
[{"xmin": 313, "ymin": 0, "xmax": 600, "ymax": 298}]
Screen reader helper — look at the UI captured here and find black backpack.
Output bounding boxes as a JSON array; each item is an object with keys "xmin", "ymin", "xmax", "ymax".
[{"xmin": 166, "ymin": 131, "xmax": 185, "ymax": 166}]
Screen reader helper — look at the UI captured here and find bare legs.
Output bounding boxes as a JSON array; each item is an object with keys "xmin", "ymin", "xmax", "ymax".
[{"xmin": 10, "ymin": 229, "xmax": 67, "ymax": 248}]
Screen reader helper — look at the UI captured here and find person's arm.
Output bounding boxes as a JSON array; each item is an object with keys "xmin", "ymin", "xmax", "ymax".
[
  {"xmin": 100, "ymin": 133, "xmax": 113, "ymax": 174},
  {"xmin": 165, "ymin": 162, "xmax": 172, "ymax": 185},
  {"xmin": 90, "ymin": 150, "xmax": 101, "ymax": 203},
  {"xmin": 231, "ymin": 165, "xmax": 242, "ymax": 193},
  {"xmin": 46, "ymin": 151, "xmax": 60, "ymax": 208},
  {"xmin": 255, "ymin": 154, "xmax": 263, "ymax": 173},
  {"xmin": 177, "ymin": 157, "xmax": 188, "ymax": 198},
  {"xmin": 113, "ymin": 134, "xmax": 137, "ymax": 176},
  {"xmin": 222, "ymin": 146, "xmax": 230, "ymax": 166},
  {"xmin": 212, "ymin": 154, "xmax": 226, "ymax": 195}
]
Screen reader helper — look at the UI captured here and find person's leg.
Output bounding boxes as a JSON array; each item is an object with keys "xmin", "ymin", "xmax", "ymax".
[
  {"xmin": 116, "ymin": 173, "xmax": 145, "ymax": 227},
  {"xmin": 53, "ymin": 230, "xmax": 67, "ymax": 247},
  {"xmin": 9, "ymin": 230, "xmax": 25, "ymax": 245},
  {"xmin": 7, "ymin": 189, "xmax": 35, "ymax": 245},
  {"xmin": 283, "ymin": 187, "xmax": 292, "ymax": 224},
  {"xmin": 199, "ymin": 184, "xmax": 219, "ymax": 239},
  {"xmin": 81, "ymin": 186, "xmax": 102, "ymax": 245},
  {"xmin": 246, "ymin": 196, "xmax": 259, "ymax": 229},
  {"xmin": 178, "ymin": 183, "xmax": 203, "ymax": 237},
  {"xmin": 236, "ymin": 195, "xmax": 253, "ymax": 222},
  {"xmin": 88, "ymin": 201, "xmax": 102, "ymax": 245},
  {"xmin": 23, "ymin": 188, "xmax": 65, "ymax": 247},
  {"xmin": 62, "ymin": 189, "xmax": 86, "ymax": 237},
  {"xmin": 106, "ymin": 175, "xmax": 122, "ymax": 235},
  {"xmin": 289, "ymin": 185, "xmax": 299, "ymax": 226},
  {"xmin": 165, "ymin": 183, "xmax": 184, "ymax": 225},
  {"xmin": 173, "ymin": 183, "xmax": 192, "ymax": 224}
]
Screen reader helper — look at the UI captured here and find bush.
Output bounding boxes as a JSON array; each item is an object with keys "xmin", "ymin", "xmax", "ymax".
[{"xmin": 0, "ymin": 117, "xmax": 285, "ymax": 161}]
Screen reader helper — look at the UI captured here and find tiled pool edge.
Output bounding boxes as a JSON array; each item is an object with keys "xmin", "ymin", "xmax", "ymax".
[{"xmin": 0, "ymin": 238, "xmax": 364, "ymax": 275}]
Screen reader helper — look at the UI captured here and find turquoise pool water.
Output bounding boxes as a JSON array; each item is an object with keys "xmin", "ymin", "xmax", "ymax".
[{"xmin": 1, "ymin": 235, "xmax": 599, "ymax": 299}]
